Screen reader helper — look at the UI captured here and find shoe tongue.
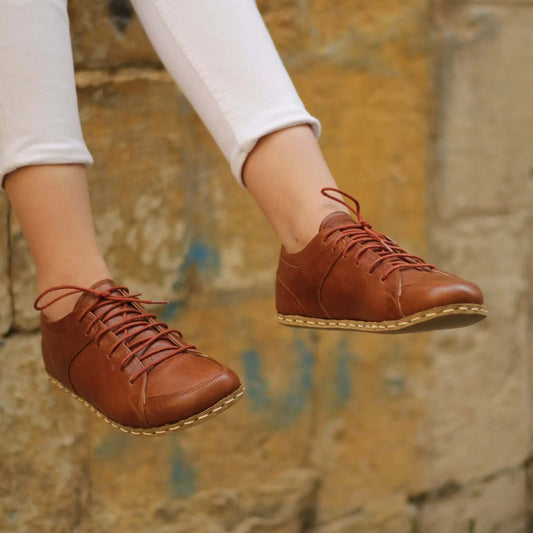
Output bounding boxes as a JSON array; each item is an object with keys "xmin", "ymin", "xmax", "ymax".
[
  {"xmin": 319, "ymin": 211, "xmax": 355, "ymax": 232},
  {"xmin": 73, "ymin": 279, "xmax": 118, "ymax": 314},
  {"xmin": 89, "ymin": 279, "xmax": 117, "ymax": 291}
]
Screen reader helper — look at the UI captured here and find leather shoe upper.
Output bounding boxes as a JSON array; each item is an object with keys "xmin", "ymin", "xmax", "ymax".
[
  {"xmin": 276, "ymin": 191, "xmax": 484, "ymax": 323},
  {"xmin": 36, "ymin": 280, "xmax": 242, "ymax": 430}
]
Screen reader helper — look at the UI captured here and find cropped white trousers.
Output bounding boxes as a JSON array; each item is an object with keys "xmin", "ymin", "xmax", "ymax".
[{"xmin": 0, "ymin": 0, "xmax": 320, "ymax": 186}]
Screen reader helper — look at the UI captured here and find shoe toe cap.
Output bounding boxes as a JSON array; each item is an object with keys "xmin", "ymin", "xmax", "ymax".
[
  {"xmin": 144, "ymin": 358, "xmax": 242, "ymax": 428},
  {"xmin": 400, "ymin": 272, "xmax": 484, "ymax": 316}
]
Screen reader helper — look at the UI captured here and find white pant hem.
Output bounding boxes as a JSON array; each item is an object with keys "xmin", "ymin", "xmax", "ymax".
[
  {"xmin": 231, "ymin": 112, "xmax": 321, "ymax": 187},
  {"xmin": 1, "ymin": 147, "xmax": 94, "ymax": 188}
]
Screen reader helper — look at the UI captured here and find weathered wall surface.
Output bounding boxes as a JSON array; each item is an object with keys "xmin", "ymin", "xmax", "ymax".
[
  {"xmin": 1, "ymin": 1, "xmax": 532, "ymax": 532},
  {"xmin": 414, "ymin": 2, "xmax": 533, "ymax": 531}
]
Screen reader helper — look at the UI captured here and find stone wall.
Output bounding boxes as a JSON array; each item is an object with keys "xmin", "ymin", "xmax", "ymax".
[{"xmin": 1, "ymin": 1, "xmax": 532, "ymax": 532}]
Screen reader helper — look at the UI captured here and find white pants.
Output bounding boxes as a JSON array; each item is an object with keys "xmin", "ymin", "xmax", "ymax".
[{"xmin": 0, "ymin": 0, "xmax": 320, "ymax": 187}]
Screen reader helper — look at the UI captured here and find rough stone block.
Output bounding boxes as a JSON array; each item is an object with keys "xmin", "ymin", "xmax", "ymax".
[
  {"xmin": 419, "ymin": 329, "xmax": 530, "ymax": 485},
  {"xmin": 310, "ymin": 332, "xmax": 429, "ymax": 527},
  {"xmin": 313, "ymin": 495, "xmax": 414, "ymax": 533},
  {"xmin": 414, "ymin": 469, "xmax": 528, "ymax": 533},
  {"xmin": 0, "ymin": 334, "xmax": 89, "ymax": 532},
  {"xmin": 415, "ymin": 212, "xmax": 531, "ymax": 489},
  {"xmin": 420, "ymin": 3, "xmax": 533, "ymax": 491},
  {"xmin": 433, "ymin": 4, "xmax": 533, "ymax": 219}
]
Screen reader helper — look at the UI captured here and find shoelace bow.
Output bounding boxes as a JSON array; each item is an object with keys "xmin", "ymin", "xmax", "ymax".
[
  {"xmin": 321, "ymin": 188, "xmax": 435, "ymax": 281},
  {"xmin": 34, "ymin": 285, "xmax": 195, "ymax": 383}
]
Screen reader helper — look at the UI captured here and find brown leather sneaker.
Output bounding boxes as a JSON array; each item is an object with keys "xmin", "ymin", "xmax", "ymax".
[
  {"xmin": 276, "ymin": 188, "xmax": 487, "ymax": 333},
  {"xmin": 34, "ymin": 280, "xmax": 244, "ymax": 435}
]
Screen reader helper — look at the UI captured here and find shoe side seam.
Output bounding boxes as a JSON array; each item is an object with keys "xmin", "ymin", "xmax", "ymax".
[
  {"xmin": 276, "ymin": 277, "xmax": 307, "ymax": 316},
  {"xmin": 317, "ymin": 244, "xmax": 346, "ymax": 319}
]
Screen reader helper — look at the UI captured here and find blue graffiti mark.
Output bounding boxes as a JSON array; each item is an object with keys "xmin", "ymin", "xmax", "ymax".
[
  {"xmin": 383, "ymin": 343, "xmax": 407, "ymax": 395},
  {"xmin": 185, "ymin": 241, "xmax": 220, "ymax": 271},
  {"xmin": 283, "ymin": 338, "xmax": 314, "ymax": 416},
  {"xmin": 330, "ymin": 338, "xmax": 357, "ymax": 410},
  {"xmin": 94, "ymin": 431, "xmax": 131, "ymax": 459},
  {"xmin": 241, "ymin": 336, "xmax": 315, "ymax": 428},
  {"xmin": 172, "ymin": 239, "xmax": 220, "ymax": 292},
  {"xmin": 241, "ymin": 349, "xmax": 270, "ymax": 409},
  {"xmin": 169, "ymin": 436, "xmax": 197, "ymax": 498}
]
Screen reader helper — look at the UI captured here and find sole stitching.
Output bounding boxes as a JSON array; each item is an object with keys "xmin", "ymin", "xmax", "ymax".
[
  {"xmin": 47, "ymin": 376, "xmax": 245, "ymax": 436},
  {"xmin": 275, "ymin": 304, "xmax": 488, "ymax": 331}
]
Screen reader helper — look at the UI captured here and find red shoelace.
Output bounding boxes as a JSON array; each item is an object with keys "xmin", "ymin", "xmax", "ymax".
[
  {"xmin": 34, "ymin": 285, "xmax": 195, "ymax": 383},
  {"xmin": 321, "ymin": 188, "xmax": 436, "ymax": 281}
]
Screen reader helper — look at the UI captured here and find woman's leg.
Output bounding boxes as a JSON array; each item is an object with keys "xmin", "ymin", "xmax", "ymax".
[
  {"xmin": 0, "ymin": 0, "xmax": 109, "ymax": 319},
  {"xmin": 4, "ymin": 165, "xmax": 111, "ymax": 320},
  {"xmin": 0, "ymin": 1, "xmax": 244, "ymax": 432},
  {"xmin": 242, "ymin": 125, "xmax": 346, "ymax": 253}
]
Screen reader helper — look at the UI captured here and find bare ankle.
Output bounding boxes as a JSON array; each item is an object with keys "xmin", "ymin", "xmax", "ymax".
[
  {"xmin": 36, "ymin": 264, "xmax": 112, "ymax": 321},
  {"xmin": 38, "ymin": 292, "xmax": 80, "ymax": 322},
  {"xmin": 243, "ymin": 126, "xmax": 350, "ymax": 253},
  {"xmin": 281, "ymin": 200, "xmax": 349, "ymax": 253}
]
